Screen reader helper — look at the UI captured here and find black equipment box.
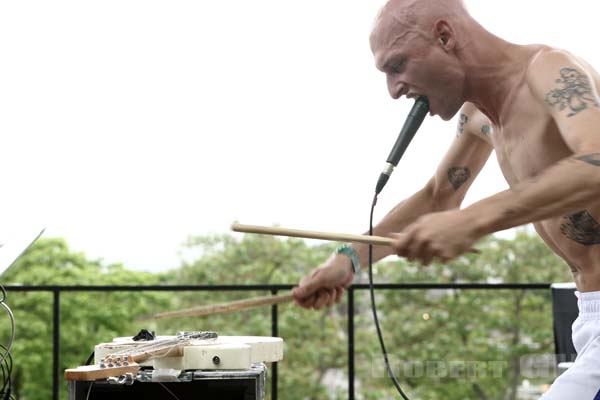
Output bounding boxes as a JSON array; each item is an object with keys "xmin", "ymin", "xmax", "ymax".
[{"xmin": 68, "ymin": 363, "xmax": 267, "ymax": 400}]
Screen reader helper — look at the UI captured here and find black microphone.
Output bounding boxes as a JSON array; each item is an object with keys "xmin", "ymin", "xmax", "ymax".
[{"xmin": 375, "ymin": 96, "xmax": 430, "ymax": 195}]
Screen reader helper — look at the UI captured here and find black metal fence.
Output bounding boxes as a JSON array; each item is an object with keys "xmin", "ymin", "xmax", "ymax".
[{"xmin": 4, "ymin": 283, "xmax": 552, "ymax": 400}]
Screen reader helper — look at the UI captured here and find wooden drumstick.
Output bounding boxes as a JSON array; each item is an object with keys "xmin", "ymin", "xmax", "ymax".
[
  {"xmin": 231, "ymin": 223, "xmax": 394, "ymax": 246},
  {"xmin": 231, "ymin": 223, "xmax": 480, "ymax": 253},
  {"xmin": 152, "ymin": 293, "xmax": 295, "ymax": 320}
]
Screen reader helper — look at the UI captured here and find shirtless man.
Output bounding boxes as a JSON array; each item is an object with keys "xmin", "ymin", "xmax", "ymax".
[{"xmin": 292, "ymin": 0, "xmax": 600, "ymax": 397}]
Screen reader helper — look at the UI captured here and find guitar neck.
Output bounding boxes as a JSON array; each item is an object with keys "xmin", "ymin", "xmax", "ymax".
[
  {"xmin": 125, "ymin": 339, "xmax": 185, "ymax": 363},
  {"xmin": 108, "ymin": 331, "xmax": 217, "ymax": 363},
  {"xmin": 66, "ymin": 331, "xmax": 217, "ymax": 382}
]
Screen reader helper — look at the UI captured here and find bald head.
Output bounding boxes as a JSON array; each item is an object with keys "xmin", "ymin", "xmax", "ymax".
[
  {"xmin": 380, "ymin": 0, "xmax": 469, "ymax": 19},
  {"xmin": 369, "ymin": 0, "xmax": 477, "ymax": 120},
  {"xmin": 370, "ymin": 0, "xmax": 471, "ymax": 51}
]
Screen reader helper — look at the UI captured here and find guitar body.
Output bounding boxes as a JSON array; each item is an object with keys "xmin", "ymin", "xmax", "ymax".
[
  {"xmin": 95, "ymin": 335, "xmax": 284, "ymax": 370},
  {"xmin": 64, "ymin": 331, "xmax": 218, "ymax": 381},
  {"xmin": 65, "ymin": 332, "xmax": 284, "ymax": 382}
]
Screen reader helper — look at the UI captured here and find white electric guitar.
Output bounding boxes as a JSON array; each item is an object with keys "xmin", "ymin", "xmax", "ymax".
[
  {"xmin": 64, "ymin": 331, "xmax": 218, "ymax": 381},
  {"xmin": 65, "ymin": 331, "xmax": 284, "ymax": 381}
]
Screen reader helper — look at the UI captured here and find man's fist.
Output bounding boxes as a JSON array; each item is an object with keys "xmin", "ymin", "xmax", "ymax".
[{"xmin": 293, "ymin": 255, "xmax": 355, "ymax": 310}]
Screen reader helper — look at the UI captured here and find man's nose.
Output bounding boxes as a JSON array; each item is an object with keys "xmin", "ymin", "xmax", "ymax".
[{"xmin": 387, "ymin": 75, "xmax": 407, "ymax": 99}]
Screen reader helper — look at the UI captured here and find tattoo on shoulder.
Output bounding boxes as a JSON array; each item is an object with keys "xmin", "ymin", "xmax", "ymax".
[
  {"xmin": 447, "ymin": 167, "xmax": 471, "ymax": 190},
  {"xmin": 576, "ymin": 153, "xmax": 600, "ymax": 167},
  {"xmin": 560, "ymin": 210, "xmax": 600, "ymax": 246},
  {"xmin": 545, "ymin": 68, "xmax": 600, "ymax": 117},
  {"xmin": 481, "ymin": 125, "xmax": 491, "ymax": 136},
  {"xmin": 457, "ymin": 114, "xmax": 468, "ymax": 136}
]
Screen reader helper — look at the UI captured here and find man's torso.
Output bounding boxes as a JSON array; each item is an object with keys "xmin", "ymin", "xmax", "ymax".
[{"xmin": 470, "ymin": 45, "xmax": 600, "ymax": 291}]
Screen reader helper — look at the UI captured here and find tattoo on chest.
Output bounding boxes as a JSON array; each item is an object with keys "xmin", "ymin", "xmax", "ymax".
[
  {"xmin": 447, "ymin": 167, "xmax": 471, "ymax": 190},
  {"xmin": 481, "ymin": 125, "xmax": 491, "ymax": 136},
  {"xmin": 576, "ymin": 153, "xmax": 600, "ymax": 167},
  {"xmin": 457, "ymin": 114, "xmax": 468, "ymax": 136},
  {"xmin": 545, "ymin": 68, "xmax": 600, "ymax": 117},
  {"xmin": 560, "ymin": 210, "xmax": 600, "ymax": 246}
]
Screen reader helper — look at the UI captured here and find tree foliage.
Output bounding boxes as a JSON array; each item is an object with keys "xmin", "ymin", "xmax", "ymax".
[
  {"xmin": 0, "ymin": 238, "xmax": 171, "ymax": 399},
  {"xmin": 0, "ymin": 231, "xmax": 574, "ymax": 400}
]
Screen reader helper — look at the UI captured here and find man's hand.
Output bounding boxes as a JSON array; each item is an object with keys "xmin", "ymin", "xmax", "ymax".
[
  {"xmin": 292, "ymin": 255, "xmax": 355, "ymax": 310},
  {"xmin": 392, "ymin": 210, "xmax": 480, "ymax": 265}
]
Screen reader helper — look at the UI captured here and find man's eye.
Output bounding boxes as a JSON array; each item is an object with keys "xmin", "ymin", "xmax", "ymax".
[{"xmin": 389, "ymin": 61, "xmax": 404, "ymax": 73}]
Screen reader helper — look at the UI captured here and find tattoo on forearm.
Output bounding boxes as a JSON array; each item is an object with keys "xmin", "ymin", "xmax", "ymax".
[
  {"xmin": 545, "ymin": 68, "xmax": 600, "ymax": 117},
  {"xmin": 560, "ymin": 210, "xmax": 600, "ymax": 246},
  {"xmin": 576, "ymin": 153, "xmax": 600, "ymax": 167},
  {"xmin": 447, "ymin": 167, "xmax": 471, "ymax": 190},
  {"xmin": 481, "ymin": 125, "xmax": 491, "ymax": 136},
  {"xmin": 457, "ymin": 114, "xmax": 468, "ymax": 136},
  {"xmin": 502, "ymin": 209, "xmax": 517, "ymax": 218}
]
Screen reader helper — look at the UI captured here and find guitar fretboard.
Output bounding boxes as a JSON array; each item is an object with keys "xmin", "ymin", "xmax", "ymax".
[{"xmin": 106, "ymin": 331, "xmax": 217, "ymax": 363}]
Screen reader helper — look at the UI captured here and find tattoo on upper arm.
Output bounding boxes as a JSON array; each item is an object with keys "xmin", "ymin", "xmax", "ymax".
[
  {"xmin": 457, "ymin": 114, "xmax": 468, "ymax": 136},
  {"xmin": 447, "ymin": 167, "xmax": 471, "ymax": 190},
  {"xmin": 576, "ymin": 153, "xmax": 600, "ymax": 166},
  {"xmin": 545, "ymin": 68, "xmax": 600, "ymax": 117},
  {"xmin": 560, "ymin": 210, "xmax": 600, "ymax": 246},
  {"xmin": 481, "ymin": 125, "xmax": 491, "ymax": 136}
]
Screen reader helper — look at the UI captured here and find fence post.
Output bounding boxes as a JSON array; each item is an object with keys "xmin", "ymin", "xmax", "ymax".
[
  {"xmin": 348, "ymin": 288, "xmax": 354, "ymax": 400},
  {"xmin": 271, "ymin": 289, "xmax": 279, "ymax": 400},
  {"xmin": 53, "ymin": 289, "xmax": 60, "ymax": 400}
]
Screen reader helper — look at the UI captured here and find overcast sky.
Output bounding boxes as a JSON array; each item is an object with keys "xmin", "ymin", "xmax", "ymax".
[{"xmin": 0, "ymin": 0, "xmax": 598, "ymax": 271}]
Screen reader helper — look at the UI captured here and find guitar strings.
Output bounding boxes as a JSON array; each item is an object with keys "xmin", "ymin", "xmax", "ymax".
[
  {"xmin": 105, "ymin": 333, "xmax": 216, "ymax": 362},
  {"xmin": 106, "ymin": 338, "xmax": 184, "ymax": 361}
]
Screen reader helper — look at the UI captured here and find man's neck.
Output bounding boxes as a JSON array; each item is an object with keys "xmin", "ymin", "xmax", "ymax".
[{"xmin": 459, "ymin": 25, "xmax": 534, "ymax": 126}]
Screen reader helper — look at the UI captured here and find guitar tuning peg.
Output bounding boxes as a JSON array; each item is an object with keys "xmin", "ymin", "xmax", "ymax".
[
  {"xmin": 123, "ymin": 373, "xmax": 135, "ymax": 386},
  {"xmin": 107, "ymin": 376, "xmax": 119, "ymax": 385}
]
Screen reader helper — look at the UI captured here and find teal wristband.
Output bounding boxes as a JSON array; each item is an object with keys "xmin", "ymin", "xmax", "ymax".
[{"xmin": 335, "ymin": 244, "xmax": 361, "ymax": 274}]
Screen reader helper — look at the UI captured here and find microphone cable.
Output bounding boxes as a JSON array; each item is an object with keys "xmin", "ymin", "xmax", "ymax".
[
  {"xmin": 367, "ymin": 194, "xmax": 410, "ymax": 399},
  {"xmin": 0, "ymin": 285, "xmax": 15, "ymax": 400},
  {"xmin": 0, "ymin": 286, "xmax": 14, "ymax": 365},
  {"xmin": 366, "ymin": 97, "xmax": 429, "ymax": 399},
  {"xmin": 0, "ymin": 344, "xmax": 13, "ymax": 400}
]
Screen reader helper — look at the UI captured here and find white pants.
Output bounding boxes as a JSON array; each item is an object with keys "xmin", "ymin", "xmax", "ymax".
[{"xmin": 542, "ymin": 291, "xmax": 600, "ymax": 399}]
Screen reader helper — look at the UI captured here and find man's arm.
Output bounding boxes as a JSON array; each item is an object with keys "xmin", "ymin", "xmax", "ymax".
[
  {"xmin": 293, "ymin": 105, "xmax": 493, "ymax": 308},
  {"xmin": 464, "ymin": 51, "xmax": 600, "ymax": 235},
  {"xmin": 355, "ymin": 103, "xmax": 493, "ymax": 266}
]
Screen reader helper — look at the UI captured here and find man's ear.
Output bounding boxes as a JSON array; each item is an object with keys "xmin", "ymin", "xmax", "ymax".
[{"xmin": 433, "ymin": 20, "xmax": 455, "ymax": 51}]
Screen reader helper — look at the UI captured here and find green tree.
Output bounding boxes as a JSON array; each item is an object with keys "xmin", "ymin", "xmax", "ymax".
[
  {"xmin": 353, "ymin": 231, "xmax": 572, "ymax": 399},
  {"xmin": 0, "ymin": 230, "xmax": 576, "ymax": 400},
  {"xmin": 0, "ymin": 238, "xmax": 173, "ymax": 399},
  {"xmin": 162, "ymin": 234, "xmax": 348, "ymax": 399},
  {"xmin": 168, "ymin": 230, "xmax": 573, "ymax": 400}
]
